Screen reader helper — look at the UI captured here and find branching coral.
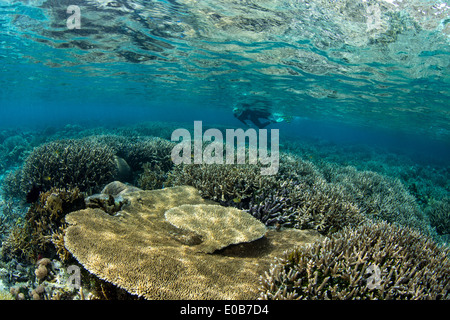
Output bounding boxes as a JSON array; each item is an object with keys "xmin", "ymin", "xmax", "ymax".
[
  {"xmin": 166, "ymin": 162, "xmax": 278, "ymax": 205},
  {"xmin": 1, "ymin": 169, "xmax": 26, "ymax": 199},
  {"xmin": 247, "ymin": 178, "xmax": 368, "ymax": 235},
  {"xmin": 276, "ymin": 152, "xmax": 323, "ymax": 186},
  {"xmin": 2, "ymin": 188, "xmax": 85, "ymax": 262},
  {"xmin": 1, "ymin": 134, "xmax": 30, "ymax": 169},
  {"xmin": 137, "ymin": 163, "xmax": 167, "ymax": 190},
  {"xmin": 51, "ymin": 226, "xmax": 72, "ymax": 262},
  {"xmin": 3, "ymin": 138, "xmax": 117, "ymax": 198},
  {"xmin": 89, "ymin": 135, "xmax": 175, "ymax": 184},
  {"xmin": 119, "ymin": 136, "xmax": 175, "ymax": 173},
  {"xmin": 259, "ymin": 221, "xmax": 450, "ymax": 300},
  {"xmin": 167, "ymin": 152, "xmax": 367, "ymax": 235},
  {"xmin": 321, "ymin": 164, "xmax": 434, "ymax": 236},
  {"xmin": 426, "ymin": 197, "xmax": 450, "ymax": 235},
  {"xmin": 0, "ymin": 200, "xmax": 22, "ymax": 241}
]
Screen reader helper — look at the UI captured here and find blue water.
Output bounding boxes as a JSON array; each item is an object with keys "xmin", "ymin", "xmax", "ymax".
[
  {"xmin": 1, "ymin": 0, "xmax": 449, "ymax": 163},
  {"xmin": 0, "ymin": 0, "xmax": 449, "ymax": 300}
]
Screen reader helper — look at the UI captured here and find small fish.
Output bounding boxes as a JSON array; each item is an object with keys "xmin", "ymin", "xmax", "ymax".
[
  {"xmin": 232, "ymin": 197, "xmax": 241, "ymax": 203},
  {"xmin": 43, "ymin": 176, "xmax": 52, "ymax": 181}
]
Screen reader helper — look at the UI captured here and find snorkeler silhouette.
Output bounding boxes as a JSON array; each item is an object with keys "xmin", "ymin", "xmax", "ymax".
[{"xmin": 233, "ymin": 103, "xmax": 287, "ymax": 129}]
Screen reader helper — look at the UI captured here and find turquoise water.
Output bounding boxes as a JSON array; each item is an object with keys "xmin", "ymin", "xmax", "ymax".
[
  {"xmin": 0, "ymin": 0, "xmax": 449, "ymax": 300},
  {"xmin": 1, "ymin": 1, "xmax": 449, "ymax": 144}
]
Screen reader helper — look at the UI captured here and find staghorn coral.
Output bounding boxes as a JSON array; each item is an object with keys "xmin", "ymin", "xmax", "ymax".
[
  {"xmin": 277, "ymin": 152, "xmax": 323, "ymax": 186},
  {"xmin": 167, "ymin": 162, "xmax": 278, "ymax": 205},
  {"xmin": 0, "ymin": 199, "xmax": 22, "ymax": 241},
  {"xmin": 51, "ymin": 226, "xmax": 71, "ymax": 262},
  {"xmin": 119, "ymin": 136, "xmax": 175, "ymax": 173},
  {"xmin": 167, "ymin": 151, "xmax": 367, "ymax": 235},
  {"xmin": 323, "ymin": 165, "xmax": 434, "ymax": 236},
  {"xmin": 248, "ymin": 179, "xmax": 367, "ymax": 235},
  {"xmin": 63, "ymin": 186, "xmax": 323, "ymax": 299},
  {"xmin": 0, "ymin": 134, "xmax": 31, "ymax": 171},
  {"xmin": 89, "ymin": 135, "xmax": 175, "ymax": 183},
  {"xmin": 277, "ymin": 152, "xmax": 435, "ymax": 237},
  {"xmin": 164, "ymin": 204, "xmax": 267, "ymax": 253},
  {"xmin": 426, "ymin": 197, "xmax": 450, "ymax": 236},
  {"xmin": 2, "ymin": 188, "xmax": 85, "ymax": 262},
  {"xmin": 166, "ymin": 148, "xmax": 436, "ymax": 239},
  {"xmin": 137, "ymin": 163, "xmax": 167, "ymax": 190},
  {"xmin": 259, "ymin": 221, "xmax": 450, "ymax": 300},
  {"xmin": 3, "ymin": 138, "xmax": 117, "ymax": 198},
  {"xmin": 245, "ymin": 153, "xmax": 367, "ymax": 233},
  {"xmin": 1, "ymin": 169, "xmax": 25, "ymax": 199}
]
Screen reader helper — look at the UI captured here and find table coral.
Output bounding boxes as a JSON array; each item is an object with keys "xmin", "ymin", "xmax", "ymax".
[
  {"xmin": 63, "ymin": 186, "xmax": 322, "ymax": 299},
  {"xmin": 164, "ymin": 204, "xmax": 267, "ymax": 253}
]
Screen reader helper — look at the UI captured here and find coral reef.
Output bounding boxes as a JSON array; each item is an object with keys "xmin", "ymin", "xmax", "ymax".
[
  {"xmin": 137, "ymin": 163, "xmax": 167, "ymax": 190},
  {"xmin": 1, "ymin": 169, "xmax": 25, "ymax": 199},
  {"xmin": 1, "ymin": 135, "xmax": 29, "ymax": 168},
  {"xmin": 63, "ymin": 186, "xmax": 323, "ymax": 299},
  {"xmin": 276, "ymin": 152, "xmax": 323, "ymax": 186},
  {"xmin": 84, "ymin": 181, "xmax": 141, "ymax": 215},
  {"xmin": 1, "ymin": 188, "xmax": 85, "ymax": 262},
  {"xmin": 88, "ymin": 135, "xmax": 175, "ymax": 184},
  {"xmin": 248, "ymin": 179, "xmax": 367, "ymax": 235},
  {"xmin": 0, "ymin": 199, "xmax": 22, "ymax": 241},
  {"xmin": 165, "ymin": 204, "xmax": 267, "ymax": 253},
  {"xmin": 0, "ymin": 258, "xmax": 31, "ymax": 286},
  {"xmin": 51, "ymin": 226, "xmax": 72, "ymax": 262},
  {"xmin": 166, "ymin": 162, "xmax": 278, "ymax": 205},
  {"xmin": 0, "ymin": 131, "xmax": 33, "ymax": 173},
  {"xmin": 0, "ymin": 289, "xmax": 14, "ymax": 300},
  {"xmin": 426, "ymin": 197, "xmax": 450, "ymax": 236},
  {"xmin": 2, "ymin": 138, "xmax": 117, "ymax": 198},
  {"xmin": 6, "ymin": 258, "xmax": 82, "ymax": 300},
  {"xmin": 259, "ymin": 221, "xmax": 450, "ymax": 300},
  {"xmin": 0, "ymin": 124, "xmax": 449, "ymax": 300},
  {"xmin": 117, "ymin": 136, "xmax": 175, "ymax": 173},
  {"xmin": 167, "ymin": 152, "xmax": 367, "ymax": 235},
  {"xmin": 322, "ymin": 165, "xmax": 425, "ymax": 224}
]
